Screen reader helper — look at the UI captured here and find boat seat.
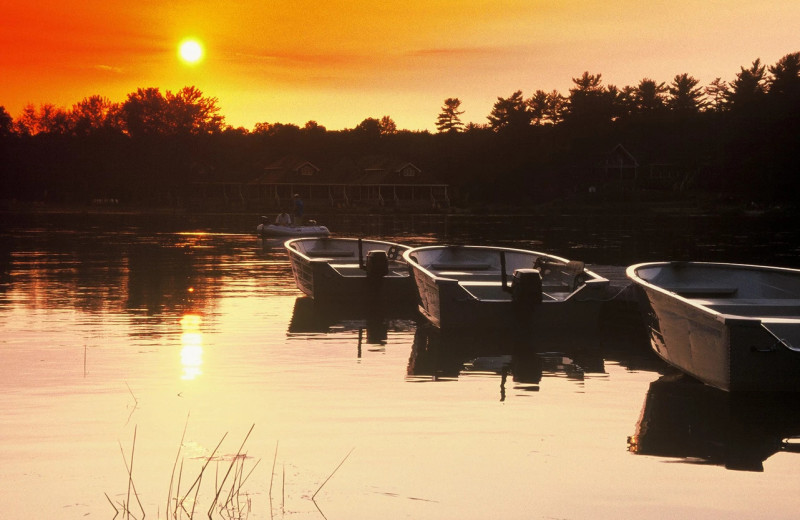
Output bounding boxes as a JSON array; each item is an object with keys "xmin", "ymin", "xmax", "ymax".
[
  {"xmin": 330, "ymin": 264, "xmax": 408, "ymax": 278},
  {"xmin": 437, "ymin": 272, "xmax": 502, "ymax": 281},
  {"xmin": 699, "ymin": 298, "xmax": 800, "ymax": 317},
  {"xmin": 666, "ymin": 287, "xmax": 738, "ymax": 298},
  {"xmin": 306, "ymin": 250, "xmax": 354, "ymax": 258},
  {"xmin": 431, "ymin": 262, "xmax": 491, "ymax": 271}
]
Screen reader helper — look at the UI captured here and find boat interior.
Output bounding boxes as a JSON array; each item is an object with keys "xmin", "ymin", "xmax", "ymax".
[
  {"xmin": 636, "ymin": 264, "xmax": 800, "ymax": 318},
  {"xmin": 410, "ymin": 247, "xmax": 600, "ymax": 302},
  {"xmin": 288, "ymin": 238, "xmax": 410, "ymax": 278}
]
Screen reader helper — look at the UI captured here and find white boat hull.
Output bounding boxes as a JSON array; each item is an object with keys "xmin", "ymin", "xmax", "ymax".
[
  {"xmin": 285, "ymin": 237, "xmax": 417, "ymax": 306},
  {"xmin": 627, "ymin": 261, "xmax": 800, "ymax": 392},
  {"xmin": 258, "ymin": 223, "xmax": 330, "ymax": 237},
  {"xmin": 404, "ymin": 245, "xmax": 609, "ymax": 332}
]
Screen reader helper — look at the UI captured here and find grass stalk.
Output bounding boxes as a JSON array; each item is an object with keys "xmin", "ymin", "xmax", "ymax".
[
  {"xmin": 118, "ymin": 425, "xmax": 145, "ymax": 519},
  {"xmin": 268, "ymin": 441, "xmax": 278, "ymax": 520},
  {"xmin": 312, "ymin": 448, "xmax": 355, "ymax": 501},
  {"xmin": 167, "ymin": 413, "xmax": 190, "ymax": 517},
  {"xmin": 208, "ymin": 424, "xmax": 255, "ymax": 517},
  {"xmin": 105, "ymin": 492, "xmax": 119, "ymax": 519},
  {"xmin": 178, "ymin": 432, "xmax": 228, "ymax": 507}
]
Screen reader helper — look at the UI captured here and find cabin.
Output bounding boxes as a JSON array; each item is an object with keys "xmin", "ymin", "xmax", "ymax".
[
  {"xmin": 604, "ymin": 144, "xmax": 639, "ymax": 183},
  {"xmin": 244, "ymin": 155, "xmax": 449, "ymax": 211},
  {"xmin": 563, "ymin": 144, "xmax": 641, "ymax": 195},
  {"xmin": 184, "ymin": 155, "xmax": 449, "ymax": 211}
]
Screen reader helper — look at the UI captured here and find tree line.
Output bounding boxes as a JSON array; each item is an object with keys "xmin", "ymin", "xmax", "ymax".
[{"xmin": 1, "ymin": 51, "xmax": 798, "ymax": 209}]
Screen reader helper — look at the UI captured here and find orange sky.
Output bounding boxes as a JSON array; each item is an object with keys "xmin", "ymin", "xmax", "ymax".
[{"xmin": 2, "ymin": 0, "xmax": 799, "ymax": 131}]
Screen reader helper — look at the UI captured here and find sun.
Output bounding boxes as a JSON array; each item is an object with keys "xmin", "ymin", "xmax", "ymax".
[{"xmin": 178, "ymin": 39, "xmax": 204, "ymax": 65}]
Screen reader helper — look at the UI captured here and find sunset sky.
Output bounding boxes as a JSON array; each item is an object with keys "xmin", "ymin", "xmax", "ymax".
[{"xmin": 2, "ymin": 1, "xmax": 798, "ymax": 131}]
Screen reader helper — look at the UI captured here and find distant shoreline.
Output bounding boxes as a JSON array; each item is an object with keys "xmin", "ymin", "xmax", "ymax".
[{"xmin": 1, "ymin": 199, "xmax": 794, "ymax": 219}]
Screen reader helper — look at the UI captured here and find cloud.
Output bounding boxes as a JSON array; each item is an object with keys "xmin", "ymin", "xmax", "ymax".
[
  {"xmin": 406, "ymin": 46, "xmax": 504, "ymax": 58},
  {"xmin": 93, "ymin": 64, "xmax": 124, "ymax": 74}
]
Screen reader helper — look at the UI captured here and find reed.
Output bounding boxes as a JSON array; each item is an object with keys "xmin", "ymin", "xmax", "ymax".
[
  {"xmin": 109, "ymin": 424, "xmax": 259, "ymax": 520},
  {"xmin": 108, "ymin": 425, "xmax": 356, "ymax": 519}
]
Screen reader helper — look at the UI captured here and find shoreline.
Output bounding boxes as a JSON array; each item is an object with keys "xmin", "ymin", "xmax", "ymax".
[{"xmin": 1, "ymin": 199, "xmax": 794, "ymax": 219}]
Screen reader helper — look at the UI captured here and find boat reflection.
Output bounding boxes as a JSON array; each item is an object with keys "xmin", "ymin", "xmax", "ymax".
[
  {"xmin": 286, "ymin": 296, "xmax": 418, "ymax": 352},
  {"xmin": 407, "ymin": 323, "xmax": 607, "ymax": 398},
  {"xmin": 629, "ymin": 373, "xmax": 800, "ymax": 471}
]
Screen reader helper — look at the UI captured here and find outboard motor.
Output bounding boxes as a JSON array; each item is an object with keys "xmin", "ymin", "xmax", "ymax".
[
  {"xmin": 365, "ymin": 250, "xmax": 389, "ymax": 279},
  {"xmin": 511, "ymin": 268, "xmax": 542, "ymax": 307}
]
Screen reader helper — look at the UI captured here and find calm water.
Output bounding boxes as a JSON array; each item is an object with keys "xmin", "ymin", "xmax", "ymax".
[{"xmin": 1, "ymin": 212, "xmax": 799, "ymax": 520}]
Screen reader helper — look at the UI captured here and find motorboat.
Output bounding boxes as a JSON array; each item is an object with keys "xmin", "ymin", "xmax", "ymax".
[
  {"xmin": 626, "ymin": 261, "xmax": 800, "ymax": 392},
  {"xmin": 284, "ymin": 237, "xmax": 417, "ymax": 306},
  {"xmin": 258, "ymin": 223, "xmax": 330, "ymax": 237},
  {"xmin": 403, "ymin": 244, "xmax": 609, "ymax": 331},
  {"xmin": 257, "ymin": 214, "xmax": 330, "ymax": 237}
]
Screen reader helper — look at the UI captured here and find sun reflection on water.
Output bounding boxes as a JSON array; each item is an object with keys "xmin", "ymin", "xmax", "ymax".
[{"xmin": 180, "ymin": 314, "xmax": 203, "ymax": 380}]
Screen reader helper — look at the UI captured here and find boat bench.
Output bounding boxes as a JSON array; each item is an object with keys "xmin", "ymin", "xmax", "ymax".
[
  {"xmin": 431, "ymin": 262, "xmax": 492, "ymax": 271},
  {"xmin": 306, "ymin": 250, "xmax": 355, "ymax": 258},
  {"xmin": 457, "ymin": 280, "xmax": 569, "ymax": 301},
  {"xmin": 667, "ymin": 287, "xmax": 739, "ymax": 298},
  {"xmin": 699, "ymin": 298, "xmax": 800, "ymax": 317},
  {"xmin": 436, "ymin": 271, "xmax": 504, "ymax": 282},
  {"xmin": 331, "ymin": 263, "xmax": 408, "ymax": 278}
]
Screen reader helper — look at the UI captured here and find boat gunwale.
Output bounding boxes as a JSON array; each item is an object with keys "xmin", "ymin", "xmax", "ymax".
[
  {"xmin": 626, "ymin": 261, "xmax": 800, "ymax": 324},
  {"xmin": 285, "ymin": 237, "xmax": 412, "ymax": 264},
  {"xmin": 403, "ymin": 244, "xmax": 607, "ymax": 285}
]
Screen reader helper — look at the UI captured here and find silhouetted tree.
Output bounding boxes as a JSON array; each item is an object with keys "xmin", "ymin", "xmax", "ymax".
[
  {"xmin": 564, "ymin": 72, "xmax": 615, "ymax": 126},
  {"xmin": 12, "ymin": 103, "xmax": 70, "ymax": 135},
  {"xmin": 436, "ymin": 98, "xmax": 465, "ymax": 133},
  {"xmin": 120, "ymin": 86, "xmax": 223, "ymax": 137},
  {"xmin": 634, "ymin": 78, "xmax": 668, "ymax": 113},
  {"xmin": 354, "ymin": 118, "xmax": 381, "ymax": 137},
  {"xmin": 120, "ymin": 88, "xmax": 170, "ymax": 137},
  {"xmin": 487, "ymin": 90, "xmax": 531, "ymax": 132},
  {"xmin": 354, "ymin": 116, "xmax": 396, "ymax": 136},
  {"xmin": 70, "ymin": 95, "xmax": 120, "ymax": 135},
  {"xmin": 0, "ymin": 106, "xmax": 12, "ymax": 137},
  {"xmin": 726, "ymin": 59, "xmax": 767, "ymax": 111},
  {"xmin": 302, "ymin": 120, "xmax": 327, "ymax": 134},
  {"xmin": 668, "ymin": 73, "xmax": 705, "ymax": 114},
  {"xmin": 528, "ymin": 90, "xmax": 564, "ymax": 125},
  {"xmin": 379, "ymin": 115, "xmax": 397, "ymax": 135},
  {"xmin": 252, "ymin": 122, "xmax": 272, "ymax": 134},
  {"xmin": 704, "ymin": 78, "xmax": 730, "ymax": 112},
  {"xmin": 266, "ymin": 123, "xmax": 301, "ymax": 137},
  {"xmin": 767, "ymin": 52, "xmax": 800, "ymax": 100},
  {"xmin": 165, "ymin": 86, "xmax": 225, "ymax": 135}
]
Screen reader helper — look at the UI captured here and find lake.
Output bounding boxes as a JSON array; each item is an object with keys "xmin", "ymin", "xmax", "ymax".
[{"xmin": 1, "ymin": 211, "xmax": 799, "ymax": 520}]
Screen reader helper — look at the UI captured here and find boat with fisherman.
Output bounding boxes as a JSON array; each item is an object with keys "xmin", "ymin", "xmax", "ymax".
[{"xmin": 257, "ymin": 214, "xmax": 330, "ymax": 237}]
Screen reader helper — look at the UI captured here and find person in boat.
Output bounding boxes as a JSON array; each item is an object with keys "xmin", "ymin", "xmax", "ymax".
[
  {"xmin": 274, "ymin": 212, "xmax": 292, "ymax": 225},
  {"xmin": 292, "ymin": 194, "xmax": 304, "ymax": 226}
]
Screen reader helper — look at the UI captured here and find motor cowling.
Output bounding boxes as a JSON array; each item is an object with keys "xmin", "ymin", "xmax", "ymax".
[
  {"xmin": 366, "ymin": 250, "xmax": 389, "ymax": 279},
  {"xmin": 511, "ymin": 268, "xmax": 542, "ymax": 306}
]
